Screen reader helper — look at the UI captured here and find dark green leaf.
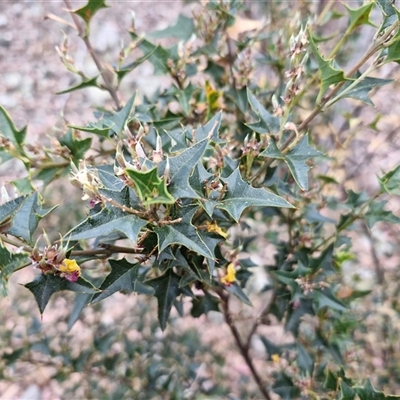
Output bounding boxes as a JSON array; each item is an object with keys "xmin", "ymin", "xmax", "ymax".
[
  {"xmin": 7, "ymin": 192, "xmax": 56, "ymax": 243},
  {"xmin": 365, "ymin": 200, "xmax": 400, "ymax": 228},
  {"xmin": 154, "ymin": 206, "xmax": 215, "ymax": 259},
  {"xmin": 259, "ymin": 138, "xmax": 283, "ymax": 158},
  {"xmin": 92, "ymin": 258, "xmax": 154, "ymax": 303},
  {"xmin": 59, "ymin": 129, "xmax": 92, "ymax": 163},
  {"xmin": 284, "ymin": 134, "xmax": 322, "ymax": 190},
  {"xmin": 56, "ymin": 76, "xmax": 100, "ymax": 95},
  {"xmin": 0, "ymin": 195, "xmax": 26, "ymax": 226},
  {"xmin": 324, "ymin": 369, "xmax": 338, "ymax": 391},
  {"xmin": 67, "ymin": 207, "xmax": 147, "ymax": 243},
  {"xmin": 337, "ymin": 72, "xmax": 392, "ymax": 105},
  {"xmin": 125, "ymin": 166, "xmax": 175, "ymax": 205},
  {"xmin": 166, "ymin": 137, "xmax": 209, "ymax": 199},
  {"xmin": 314, "ymin": 288, "xmax": 347, "ymax": 312},
  {"xmin": 223, "ymin": 282, "xmax": 252, "ymax": 306},
  {"xmin": 246, "ymin": 89, "xmax": 280, "ymax": 134},
  {"xmin": 191, "ymin": 292, "xmax": 220, "ymax": 317},
  {"xmin": 146, "ymin": 269, "xmax": 180, "ymax": 330},
  {"xmin": 104, "ymin": 93, "xmax": 136, "ymax": 137},
  {"xmin": 148, "ymin": 14, "xmax": 195, "ymax": 41},
  {"xmin": 218, "ymin": 168, "xmax": 293, "ymax": 222},
  {"xmin": 297, "ymin": 343, "xmax": 314, "ymax": 375},
  {"xmin": 25, "ymin": 273, "xmax": 99, "ymax": 315},
  {"xmin": 272, "ymin": 372, "xmax": 301, "ymax": 400},
  {"xmin": 308, "ymin": 28, "xmax": 349, "ymax": 101},
  {"xmin": 11, "ymin": 178, "xmax": 34, "ymax": 195},
  {"xmin": 194, "ymin": 112, "xmax": 222, "ymax": 143},
  {"xmin": 69, "ymin": 121, "xmax": 112, "ymax": 138},
  {"xmin": 0, "ymin": 243, "xmax": 29, "ymax": 297},
  {"xmin": 355, "ymin": 379, "xmax": 400, "ymax": 399},
  {"xmin": 340, "ymin": 381, "xmax": 356, "ymax": 400},
  {"xmin": 73, "ymin": 0, "xmax": 108, "ymax": 30}
]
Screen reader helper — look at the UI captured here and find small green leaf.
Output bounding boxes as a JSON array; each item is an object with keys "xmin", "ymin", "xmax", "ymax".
[
  {"xmin": 379, "ymin": 163, "xmax": 400, "ymax": 195},
  {"xmin": 154, "ymin": 206, "xmax": 215, "ymax": 260},
  {"xmin": 284, "ymin": 134, "xmax": 322, "ymax": 190},
  {"xmin": 7, "ymin": 192, "xmax": 56, "ymax": 243},
  {"xmin": 324, "ymin": 369, "xmax": 338, "ymax": 391},
  {"xmin": 297, "ymin": 343, "xmax": 314, "ymax": 375},
  {"xmin": 376, "ymin": 0, "xmax": 397, "ymax": 30},
  {"xmin": 146, "ymin": 269, "xmax": 180, "ymax": 330},
  {"xmin": 11, "ymin": 178, "xmax": 34, "ymax": 195},
  {"xmin": 25, "ymin": 273, "xmax": 99, "ymax": 315},
  {"xmin": 365, "ymin": 200, "xmax": 400, "ymax": 228},
  {"xmin": 92, "ymin": 258, "xmax": 154, "ymax": 303},
  {"xmin": 223, "ymin": 282, "xmax": 252, "ymax": 306},
  {"xmin": 60, "ymin": 129, "xmax": 92, "ymax": 164},
  {"xmin": 0, "ymin": 195, "xmax": 27, "ymax": 227},
  {"xmin": 217, "ymin": 168, "xmax": 293, "ymax": 222},
  {"xmin": 259, "ymin": 138, "xmax": 283, "ymax": 158},
  {"xmin": 67, "ymin": 207, "xmax": 147, "ymax": 243},
  {"xmin": 130, "ymin": 32, "xmax": 171, "ymax": 75},
  {"xmin": 116, "ymin": 48, "xmax": 157, "ymax": 83},
  {"xmin": 344, "ymin": 2, "xmax": 374, "ymax": 32},
  {"xmin": 246, "ymin": 89, "xmax": 280, "ymax": 134},
  {"xmin": 308, "ymin": 28, "xmax": 349, "ymax": 101},
  {"xmin": 73, "ymin": 0, "xmax": 108, "ymax": 33},
  {"xmin": 314, "ymin": 288, "xmax": 347, "ymax": 312},
  {"xmin": 148, "ymin": 14, "xmax": 195, "ymax": 41},
  {"xmin": 194, "ymin": 111, "xmax": 222, "ymax": 143},
  {"xmin": 355, "ymin": 379, "xmax": 400, "ymax": 400},
  {"xmin": 191, "ymin": 292, "xmax": 220, "ymax": 317},
  {"xmin": 56, "ymin": 76, "xmax": 100, "ymax": 95},
  {"xmin": 125, "ymin": 167, "xmax": 175, "ymax": 205},
  {"xmin": 340, "ymin": 381, "xmax": 356, "ymax": 400},
  {"xmin": 337, "ymin": 72, "xmax": 392, "ymax": 105},
  {"xmin": 104, "ymin": 93, "xmax": 136, "ymax": 137},
  {"xmin": 165, "ymin": 137, "xmax": 209, "ymax": 199},
  {"xmin": 0, "ymin": 243, "xmax": 29, "ymax": 297}
]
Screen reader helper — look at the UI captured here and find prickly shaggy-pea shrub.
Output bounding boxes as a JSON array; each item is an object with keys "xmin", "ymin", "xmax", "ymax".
[{"xmin": 2, "ymin": 0, "xmax": 400, "ymax": 398}]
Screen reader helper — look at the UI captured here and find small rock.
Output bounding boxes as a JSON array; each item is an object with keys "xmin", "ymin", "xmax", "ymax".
[
  {"xmin": 0, "ymin": 15, "xmax": 8, "ymax": 27},
  {"xmin": 5, "ymin": 72, "xmax": 22, "ymax": 90},
  {"xmin": 21, "ymin": 384, "xmax": 42, "ymax": 400}
]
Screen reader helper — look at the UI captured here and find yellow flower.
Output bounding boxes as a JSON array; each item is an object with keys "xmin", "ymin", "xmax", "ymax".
[
  {"xmin": 271, "ymin": 354, "xmax": 281, "ymax": 363},
  {"xmin": 220, "ymin": 262, "xmax": 236, "ymax": 285},
  {"xmin": 204, "ymin": 220, "xmax": 228, "ymax": 238},
  {"xmin": 59, "ymin": 259, "xmax": 81, "ymax": 282}
]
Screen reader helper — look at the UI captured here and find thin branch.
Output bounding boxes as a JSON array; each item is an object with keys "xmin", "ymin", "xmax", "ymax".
[
  {"xmin": 63, "ymin": 0, "xmax": 121, "ymax": 109},
  {"xmin": 218, "ymin": 290, "xmax": 272, "ymax": 400}
]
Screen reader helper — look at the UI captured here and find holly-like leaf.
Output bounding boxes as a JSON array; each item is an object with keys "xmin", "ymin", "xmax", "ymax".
[
  {"xmin": 355, "ymin": 379, "xmax": 400, "ymax": 399},
  {"xmin": 148, "ymin": 14, "xmax": 195, "ymax": 41},
  {"xmin": 337, "ymin": 72, "xmax": 392, "ymax": 105},
  {"xmin": 259, "ymin": 138, "xmax": 283, "ymax": 158},
  {"xmin": 246, "ymin": 89, "xmax": 280, "ymax": 134},
  {"xmin": 73, "ymin": 0, "xmax": 108, "ymax": 32},
  {"xmin": 130, "ymin": 32, "xmax": 171, "ymax": 75},
  {"xmin": 0, "ymin": 243, "xmax": 29, "ymax": 297},
  {"xmin": 344, "ymin": 2, "xmax": 374, "ymax": 32},
  {"xmin": 59, "ymin": 129, "xmax": 92, "ymax": 164},
  {"xmin": 104, "ymin": 93, "xmax": 136, "ymax": 137},
  {"xmin": 116, "ymin": 48, "xmax": 157, "ymax": 83},
  {"xmin": 284, "ymin": 134, "xmax": 322, "ymax": 190},
  {"xmin": 308, "ymin": 28, "xmax": 349, "ymax": 101},
  {"xmin": 314, "ymin": 288, "xmax": 347, "ymax": 312},
  {"xmin": 166, "ymin": 137, "xmax": 209, "ymax": 199},
  {"xmin": 154, "ymin": 206, "xmax": 215, "ymax": 260},
  {"xmin": 379, "ymin": 163, "xmax": 400, "ymax": 195},
  {"xmin": 376, "ymin": 0, "xmax": 397, "ymax": 30},
  {"xmin": 69, "ymin": 121, "xmax": 112, "ymax": 138},
  {"xmin": 340, "ymin": 381, "xmax": 356, "ymax": 400},
  {"xmin": 57, "ymin": 76, "xmax": 100, "ymax": 95},
  {"xmin": 0, "ymin": 195, "xmax": 26, "ymax": 227},
  {"xmin": 194, "ymin": 111, "xmax": 222, "ymax": 143},
  {"xmin": 146, "ymin": 269, "xmax": 180, "ymax": 330},
  {"xmin": 92, "ymin": 258, "xmax": 154, "ymax": 304},
  {"xmin": 365, "ymin": 200, "xmax": 400, "ymax": 228},
  {"xmin": 7, "ymin": 192, "xmax": 56, "ymax": 243},
  {"xmin": 217, "ymin": 168, "xmax": 293, "ymax": 222},
  {"xmin": 0, "ymin": 106, "xmax": 28, "ymax": 162},
  {"xmin": 297, "ymin": 343, "xmax": 314, "ymax": 376},
  {"xmin": 191, "ymin": 292, "xmax": 220, "ymax": 318},
  {"xmin": 25, "ymin": 273, "xmax": 99, "ymax": 315},
  {"xmin": 125, "ymin": 167, "xmax": 175, "ymax": 205},
  {"xmin": 223, "ymin": 282, "xmax": 252, "ymax": 306},
  {"xmin": 67, "ymin": 207, "xmax": 147, "ymax": 243}
]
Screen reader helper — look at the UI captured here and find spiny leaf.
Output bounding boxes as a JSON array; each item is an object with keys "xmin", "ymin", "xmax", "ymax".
[
  {"xmin": 194, "ymin": 111, "xmax": 222, "ymax": 143},
  {"xmin": 340, "ymin": 381, "xmax": 356, "ymax": 400},
  {"xmin": 73, "ymin": 0, "xmax": 108, "ymax": 33},
  {"xmin": 25, "ymin": 273, "xmax": 99, "ymax": 315},
  {"xmin": 92, "ymin": 258, "xmax": 154, "ymax": 304},
  {"xmin": 314, "ymin": 288, "xmax": 347, "ymax": 312},
  {"xmin": 154, "ymin": 206, "xmax": 215, "ymax": 260},
  {"xmin": 166, "ymin": 137, "xmax": 209, "ymax": 199},
  {"xmin": 344, "ymin": 2, "xmax": 374, "ymax": 32},
  {"xmin": 0, "ymin": 195, "xmax": 27, "ymax": 227},
  {"xmin": 379, "ymin": 163, "xmax": 400, "ymax": 195},
  {"xmin": 59, "ymin": 129, "xmax": 92, "ymax": 164},
  {"xmin": 337, "ymin": 72, "xmax": 392, "ymax": 105},
  {"xmin": 365, "ymin": 200, "xmax": 400, "ymax": 228},
  {"xmin": 148, "ymin": 14, "xmax": 195, "ymax": 41},
  {"xmin": 284, "ymin": 134, "xmax": 322, "ymax": 190},
  {"xmin": 0, "ymin": 243, "xmax": 29, "ymax": 297},
  {"xmin": 125, "ymin": 167, "xmax": 175, "ymax": 205},
  {"xmin": 57, "ymin": 76, "xmax": 100, "ymax": 95},
  {"xmin": 217, "ymin": 168, "xmax": 293, "ymax": 222},
  {"xmin": 308, "ymin": 28, "xmax": 349, "ymax": 101},
  {"xmin": 191, "ymin": 292, "xmax": 220, "ymax": 318},
  {"xmin": 376, "ymin": 0, "xmax": 397, "ymax": 30},
  {"xmin": 246, "ymin": 89, "xmax": 280, "ymax": 134},
  {"xmin": 259, "ymin": 138, "xmax": 283, "ymax": 158},
  {"xmin": 146, "ymin": 269, "xmax": 180, "ymax": 330},
  {"xmin": 67, "ymin": 207, "xmax": 147, "ymax": 243},
  {"xmin": 355, "ymin": 379, "xmax": 400, "ymax": 399},
  {"xmin": 7, "ymin": 192, "xmax": 56, "ymax": 244},
  {"xmin": 104, "ymin": 93, "xmax": 136, "ymax": 137}
]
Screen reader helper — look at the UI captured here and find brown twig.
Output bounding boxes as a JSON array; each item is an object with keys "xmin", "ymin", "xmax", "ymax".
[
  {"xmin": 218, "ymin": 290, "xmax": 272, "ymax": 400},
  {"xmin": 63, "ymin": 0, "xmax": 121, "ymax": 109}
]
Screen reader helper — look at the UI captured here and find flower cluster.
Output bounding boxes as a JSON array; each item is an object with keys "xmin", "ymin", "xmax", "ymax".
[{"xmin": 30, "ymin": 238, "xmax": 81, "ymax": 282}]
